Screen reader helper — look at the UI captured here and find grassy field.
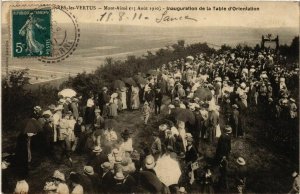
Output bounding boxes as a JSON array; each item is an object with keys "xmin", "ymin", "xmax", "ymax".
[{"xmin": 2, "ymin": 95, "xmax": 298, "ymax": 193}]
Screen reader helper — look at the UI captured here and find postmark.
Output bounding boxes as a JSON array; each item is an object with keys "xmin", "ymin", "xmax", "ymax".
[
  {"xmin": 12, "ymin": 8, "xmax": 51, "ymax": 57},
  {"xmin": 38, "ymin": 5, "xmax": 80, "ymax": 63}
]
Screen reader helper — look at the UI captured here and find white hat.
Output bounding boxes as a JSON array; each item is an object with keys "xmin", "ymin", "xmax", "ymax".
[
  {"xmin": 236, "ymin": 157, "xmax": 246, "ymax": 166},
  {"xmin": 42, "ymin": 110, "xmax": 52, "ymax": 117},
  {"xmin": 178, "ymin": 187, "xmax": 187, "ymax": 193},
  {"xmin": 14, "ymin": 180, "xmax": 29, "ymax": 194},
  {"xmin": 53, "ymin": 170, "xmax": 65, "ymax": 181},
  {"xmin": 93, "ymin": 146, "xmax": 102, "ymax": 153},
  {"xmin": 159, "ymin": 124, "xmax": 168, "ymax": 131},
  {"xmin": 240, "ymin": 82, "xmax": 246, "ymax": 89},
  {"xmin": 145, "ymin": 155, "xmax": 155, "ymax": 169},
  {"xmin": 114, "ymin": 172, "xmax": 125, "ymax": 180},
  {"xmin": 84, "ymin": 166, "xmax": 94, "ymax": 175}
]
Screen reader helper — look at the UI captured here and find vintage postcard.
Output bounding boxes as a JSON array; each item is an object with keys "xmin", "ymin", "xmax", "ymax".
[{"xmin": 1, "ymin": 1, "xmax": 299, "ymax": 194}]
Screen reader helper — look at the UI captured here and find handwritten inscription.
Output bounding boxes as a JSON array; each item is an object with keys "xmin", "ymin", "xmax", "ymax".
[
  {"xmin": 97, "ymin": 11, "xmax": 197, "ymax": 23},
  {"xmin": 155, "ymin": 11, "xmax": 197, "ymax": 23}
]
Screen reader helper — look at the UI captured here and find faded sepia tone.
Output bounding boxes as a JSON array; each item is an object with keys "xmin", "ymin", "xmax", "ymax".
[{"xmin": 1, "ymin": 1, "xmax": 299, "ymax": 194}]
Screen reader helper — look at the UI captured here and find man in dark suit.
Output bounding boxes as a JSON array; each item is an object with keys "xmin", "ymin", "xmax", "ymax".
[
  {"xmin": 100, "ymin": 162, "xmax": 114, "ymax": 193},
  {"xmin": 185, "ymin": 136, "xmax": 198, "ymax": 166},
  {"xmin": 98, "ymin": 87, "xmax": 110, "ymax": 117},
  {"xmin": 154, "ymin": 87, "xmax": 163, "ymax": 115},
  {"xmin": 123, "ymin": 167, "xmax": 137, "ymax": 193},
  {"xmin": 215, "ymin": 125, "xmax": 232, "ymax": 164}
]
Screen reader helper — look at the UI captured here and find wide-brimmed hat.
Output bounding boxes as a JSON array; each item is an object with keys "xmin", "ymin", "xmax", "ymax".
[
  {"xmin": 225, "ymin": 126, "xmax": 232, "ymax": 134},
  {"xmin": 48, "ymin": 104, "xmax": 56, "ymax": 110},
  {"xmin": 102, "ymin": 87, "xmax": 108, "ymax": 91},
  {"xmin": 84, "ymin": 166, "xmax": 94, "ymax": 175},
  {"xmin": 178, "ymin": 187, "xmax": 187, "ymax": 194},
  {"xmin": 101, "ymin": 162, "xmax": 112, "ymax": 170},
  {"xmin": 290, "ymin": 98, "xmax": 296, "ymax": 103},
  {"xmin": 178, "ymin": 152, "xmax": 185, "ymax": 159},
  {"xmin": 114, "ymin": 172, "xmax": 125, "ymax": 180},
  {"xmin": 145, "ymin": 155, "xmax": 155, "ymax": 169},
  {"xmin": 72, "ymin": 98, "xmax": 79, "ymax": 102},
  {"xmin": 93, "ymin": 146, "xmax": 102, "ymax": 153},
  {"xmin": 52, "ymin": 170, "xmax": 65, "ymax": 181},
  {"xmin": 42, "ymin": 110, "xmax": 52, "ymax": 118},
  {"xmin": 236, "ymin": 157, "xmax": 246, "ymax": 166},
  {"xmin": 159, "ymin": 124, "xmax": 168, "ymax": 131},
  {"xmin": 232, "ymin": 104, "xmax": 238, "ymax": 109}
]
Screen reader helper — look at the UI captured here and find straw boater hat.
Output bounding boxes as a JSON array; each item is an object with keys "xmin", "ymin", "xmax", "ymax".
[
  {"xmin": 48, "ymin": 104, "xmax": 56, "ymax": 110},
  {"xmin": 114, "ymin": 172, "xmax": 125, "ymax": 180},
  {"xmin": 52, "ymin": 170, "xmax": 65, "ymax": 182},
  {"xmin": 93, "ymin": 146, "xmax": 102, "ymax": 153},
  {"xmin": 224, "ymin": 125, "xmax": 232, "ymax": 134},
  {"xmin": 42, "ymin": 110, "xmax": 52, "ymax": 118},
  {"xmin": 159, "ymin": 124, "xmax": 168, "ymax": 131},
  {"xmin": 101, "ymin": 162, "xmax": 112, "ymax": 170},
  {"xmin": 178, "ymin": 187, "xmax": 187, "ymax": 194},
  {"xmin": 145, "ymin": 155, "xmax": 155, "ymax": 169},
  {"xmin": 84, "ymin": 166, "xmax": 94, "ymax": 175},
  {"xmin": 232, "ymin": 104, "xmax": 238, "ymax": 109},
  {"xmin": 236, "ymin": 157, "xmax": 246, "ymax": 166}
]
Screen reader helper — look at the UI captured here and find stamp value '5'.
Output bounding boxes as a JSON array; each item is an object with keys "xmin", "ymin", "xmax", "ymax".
[{"xmin": 12, "ymin": 8, "xmax": 51, "ymax": 57}]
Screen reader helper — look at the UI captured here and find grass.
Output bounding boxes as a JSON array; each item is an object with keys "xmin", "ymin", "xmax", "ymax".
[{"xmin": 2, "ymin": 96, "xmax": 298, "ymax": 193}]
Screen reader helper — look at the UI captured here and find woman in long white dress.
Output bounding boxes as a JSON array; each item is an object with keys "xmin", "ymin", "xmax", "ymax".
[{"xmin": 131, "ymin": 86, "xmax": 140, "ymax": 110}]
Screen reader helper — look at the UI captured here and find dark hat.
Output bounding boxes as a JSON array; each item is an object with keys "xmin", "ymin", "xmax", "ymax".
[{"xmin": 121, "ymin": 129, "xmax": 130, "ymax": 138}]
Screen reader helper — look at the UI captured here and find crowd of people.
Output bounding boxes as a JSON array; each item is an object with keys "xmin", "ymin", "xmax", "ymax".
[{"xmin": 2, "ymin": 46, "xmax": 299, "ymax": 194}]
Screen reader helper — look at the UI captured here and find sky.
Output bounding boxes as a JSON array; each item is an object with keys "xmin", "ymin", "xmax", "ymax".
[{"xmin": 1, "ymin": 1, "xmax": 299, "ymax": 28}]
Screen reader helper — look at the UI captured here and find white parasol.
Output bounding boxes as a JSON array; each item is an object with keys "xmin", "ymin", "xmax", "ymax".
[
  {"xmin": 154, "ymin": 155, "xmax": 182, "ymax": 186},
  {"xmin": 58, "ymin": 88, "xmax": 76, "ymax": 98},
  {"xmin": 186, "ymin": 56, "xmax": 194, "ymax": 61}
]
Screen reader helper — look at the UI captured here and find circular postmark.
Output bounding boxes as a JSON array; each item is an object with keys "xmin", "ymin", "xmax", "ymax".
[{"xmin": 38, "ymin": 4, "xmax": 80, "ymax": 63}]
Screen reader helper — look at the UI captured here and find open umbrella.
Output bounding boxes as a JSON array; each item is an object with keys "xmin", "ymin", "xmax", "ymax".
[
  {"xmin": 104, "ymin": 119, "xmax": 118, "ymax": 129},
  {"xmin": 186, "ymin": 56, "xmax": 194, "ymax": 61},
  {"xmin": 123, "ymin": 77, "xmax": 137, "ymax": 86},
  {"xmin": 58, "ymin": 88, "xmax": 76, "ymax": 98},
  {"xmin": 113, "ymin": 80, "xmax": 125, "ymax": 90},
  {"xmin": 194, "ymin": 87, "xmax": 213, "ymax": 101},
  {"xmin": 22, "ymin": 118, "xmax": 42, "ymax": 134},
  {"xmin": 147, "ymin": 70, "xmax": 159, "ymax": 76},
  {"xmin": 154, "ymin": 155, "xmax": 182, "ymax": 186},
  {"xmin": 172, "ymin": 108, "xmax": 195, "ymax": 125}
]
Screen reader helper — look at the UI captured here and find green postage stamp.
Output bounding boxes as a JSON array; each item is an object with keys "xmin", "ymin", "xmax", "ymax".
[{"xmin": 12, "ymin": 9, "xmax": 51, "ymax": 57}]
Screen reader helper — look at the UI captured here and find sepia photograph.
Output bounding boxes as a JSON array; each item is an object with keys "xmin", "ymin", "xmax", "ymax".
[{"xmin": 1, "ymin": 1, "xmax": 299, "ymax": 193}]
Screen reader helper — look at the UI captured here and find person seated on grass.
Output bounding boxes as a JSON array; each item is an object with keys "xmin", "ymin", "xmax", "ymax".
[
  {"xmin": 104, "ymin": 126, "xmax": 118, "ymax": 142},
  {"xmin": 119, "ymin": 129, "xmax": 133, "ymax": 155}
]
